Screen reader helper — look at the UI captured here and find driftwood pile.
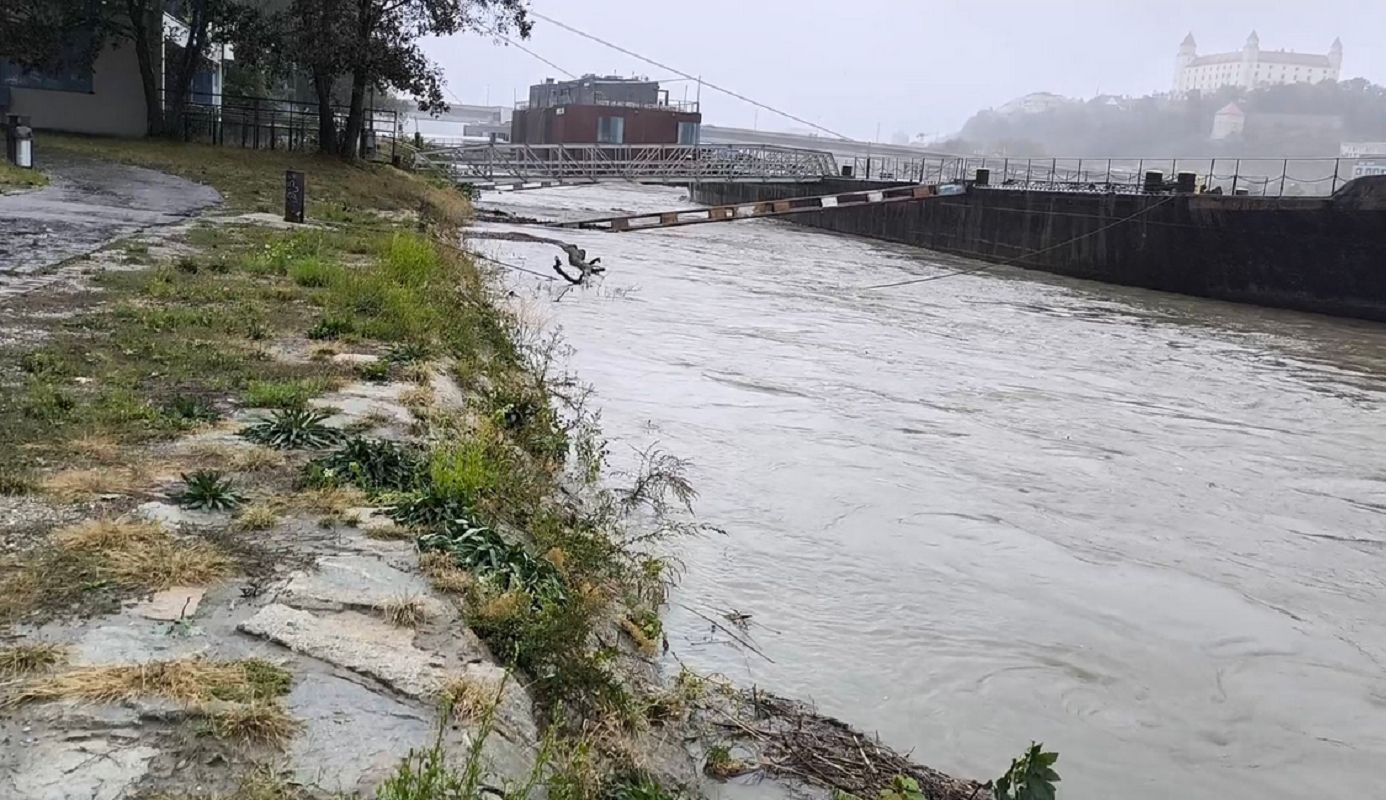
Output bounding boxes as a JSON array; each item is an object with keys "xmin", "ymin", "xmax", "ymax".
[{"xmin": 710, "ymin": 689, "xmax": 985, "ymax": 800}]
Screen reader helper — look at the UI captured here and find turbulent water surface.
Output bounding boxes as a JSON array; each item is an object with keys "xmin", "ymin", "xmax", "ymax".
[{"xmin": 475, "ymin": 183, "xmax": 1386, "ymax": 800}]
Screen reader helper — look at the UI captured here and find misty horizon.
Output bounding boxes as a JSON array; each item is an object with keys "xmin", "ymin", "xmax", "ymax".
[{"xmin": 421, "ymin": 0, "xmax": 1385, "ymax": 142}]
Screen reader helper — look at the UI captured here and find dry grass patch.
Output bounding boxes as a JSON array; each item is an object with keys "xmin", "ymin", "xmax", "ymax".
[
  {"xmin": 378, "ymin": 594, "xmax": 430, "ymax": 628},
  {"xmin": 399, "ymin": 385, "xmax": 435, "ymax": 413},
  {"xmin": 418, "ymin": 551, "xmax": 473, "ymax": 594},
  {"xmin": 204, "ymin": 702, "xmax": 302, "ymax": 747},
  {"xmin": 363, "ymin": 522, "xmax": 412, "ymax": 541},
  {"xmin": 235, "ymin": 503, "xmax": 281, "ymax": 532},
  {"xmin": 41, "ymin": 465, "xmax": 150, "ymax": 499},
  {"xmin": 285, "ymin": 486, "xmax": 369, "ymax": 516},
  {"xmin": 5, "ymin": 657, "xmax": 292, "ymax": 707},
  {"xmin": 437, "ymin": 672, "xmax": 502, "ymax": 721},
  {"xmin": 0, "ymin": 642, "xmax": 67, "ymax": 678},
  {"xmin": 57, "ymin": 518, "xmax": 232, "ymax": 590},
  {"xmin": 68, "ymin": 434, "xmax": 123, "ymax": 463},
  {"xmin": 619, "ymin": 618, "xmax": 658, "ymax": 657},
  {"xmin": 188, "ymin": 443, "xmax": 289, "ymax": 473}
]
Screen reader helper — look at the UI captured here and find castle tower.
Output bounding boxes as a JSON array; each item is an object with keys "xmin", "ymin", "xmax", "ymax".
[
  {"xmin": 1175, "ymin": 32, "xmax": 1196, "ymax": 91},
  {"xmin": 1329, "ymin": 37, "xmax": 1343, "ymax": 76},
  {"xmin": 1240, "ymin": 30, "xmax": 1260, "ymax": 88}
]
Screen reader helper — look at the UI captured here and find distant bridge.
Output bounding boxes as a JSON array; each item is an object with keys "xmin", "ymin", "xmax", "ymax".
[{"xmin": 414, "ymin": 143, "xmax": 840, "ymax": 189}]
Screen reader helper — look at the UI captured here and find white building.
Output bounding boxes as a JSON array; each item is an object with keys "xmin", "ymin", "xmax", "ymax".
[
  {"xmin": 1, "ymin": 12, "xmax": 231, "ymax": 137},
  {"xmin": 1210, "ymin": 102, "xmax": 1245, "ymax": 140},
  {"xmin": 1174, "ymin": 32, "xmax": 1341, "ymax": 94}
]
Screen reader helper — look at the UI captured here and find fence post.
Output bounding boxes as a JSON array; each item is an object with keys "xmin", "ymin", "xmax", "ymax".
[
  {"xmin": 1331, "ymin": 158, "xmax": 1340, "ymax": 193},
  {"xmin": 1049, "ymin": 158, "xmax": 1056, "ymax": 185},
  {"xmin": 1025, "ymin": 159, "xmax": 1032, "ymax": 185},
  {"xmin": 1076, "ymin": 158, "xmax": 1083, "ymax": 184},
  {"xmin": 1105, "ymin": 158, "xmax": 1112, "ymax": 187},
  {"xmin": 253, "ymin": 99, "xmax": 261, "ymax": 149},
  {"xmin": 1231, "ymin": 159, "xmax": 1239, "ymax": 194},
  {"xmin": 1280, "ymin": 158, "xmax": 1288, "ymax": 196},
  {"xmin": 1136, "ymin": 159, "xmax": 1143, "ymax": 190}
]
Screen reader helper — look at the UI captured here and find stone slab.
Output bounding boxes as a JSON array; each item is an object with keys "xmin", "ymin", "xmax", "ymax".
[
  {"xmin": 1, "ymin": 735, "xmax": 159, "ymax": 800},
  {"xmin": 281, "ymin": 555, "xmax": 445, "ymax": 618},
  {"xmin": 130, "ymin": 586, "xmax": 205, "ymax": 621},
  {"xmin": 285, "ymin": 671, "xmax": 432, "ymax": 795},
  {"xmin": 238, "ymin": 604, "xmax": 447, "ymax": 698}
]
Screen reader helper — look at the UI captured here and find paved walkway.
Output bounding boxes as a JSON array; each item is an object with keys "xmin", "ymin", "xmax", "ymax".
[{"xmin": 0, "ymin": 156, "xmax": 221, "ymax": 276}]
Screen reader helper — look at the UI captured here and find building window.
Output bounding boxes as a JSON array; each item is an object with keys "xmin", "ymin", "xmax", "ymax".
[
  {"xmin": 677, "ymin": 121, "xmax": 699, "ymax": 146},
  {"xmin": 597, "ymin": 116, "xmax": 625, "ymax": 144},
  {"xmin": 0, "ymin": 29, "xmax": 96, "ymax": 93}
]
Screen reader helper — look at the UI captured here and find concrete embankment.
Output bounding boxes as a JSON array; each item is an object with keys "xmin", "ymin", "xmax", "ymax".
[{"xmin": 691, "ymin": 177, "xmax": 1386, "ymax": 322}]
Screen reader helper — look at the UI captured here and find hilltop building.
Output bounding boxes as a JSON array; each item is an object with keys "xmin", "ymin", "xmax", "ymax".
[{"xmin": 1174, "ymin": 32, "xmax": 1341, "ymax": 93}]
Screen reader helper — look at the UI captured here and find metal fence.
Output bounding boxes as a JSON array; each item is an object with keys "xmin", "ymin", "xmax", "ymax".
[
  {"xmin": 845, "ymin": 154, "xmax": 1371, "ymax": 197},
  {"xmin": 166, "ymin": 92, "xmax": 399, "ymax": 160}
]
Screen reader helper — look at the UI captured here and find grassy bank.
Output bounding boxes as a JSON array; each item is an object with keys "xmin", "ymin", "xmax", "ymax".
[
  {"xmin": 0, "ymin": 160, "xmax": 48, "ymax": 192},
  {"xmin": 2, "ymin": 138, "xmax": 690, "ymax": 799}
]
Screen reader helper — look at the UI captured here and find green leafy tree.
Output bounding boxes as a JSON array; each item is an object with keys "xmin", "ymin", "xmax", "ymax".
[
  {"xmin": 993, "ymin": 742, "xmax": 1060, "ymax": 800},
  {"xmin": 335, "ymin": 0, "xmax": 532, "ymax": 160}
]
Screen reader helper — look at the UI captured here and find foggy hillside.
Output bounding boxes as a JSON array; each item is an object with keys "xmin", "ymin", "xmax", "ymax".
[{"xmin": 941, "ymin": 79, "xmax": 1386, "ymax": 157}]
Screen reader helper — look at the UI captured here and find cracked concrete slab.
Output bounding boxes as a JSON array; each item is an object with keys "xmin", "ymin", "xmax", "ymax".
[
  {"xmin": 135, "ymin": 500, "xmax": 230, "ymax": 529},
  {"xmin": 238, "ymin": 604, "xmax": 448, "ymax": 698},
  {"xmin": 281, "ymin": 555, "xmax": 447, "ymax": 617},
  {"xmin": 1, "ymin": 735, "xmax": 160, "ymax": 800},
  {"xmin": 285, "ymin": 671, "xmax": 432, "ymax": 794},
  {"xmin": 130, "ymin": 586, "xmax": 206, "ymax": 622},
  {"xmin": 0, "ymin": 157, "xmax": 220, "ymax": 276}
]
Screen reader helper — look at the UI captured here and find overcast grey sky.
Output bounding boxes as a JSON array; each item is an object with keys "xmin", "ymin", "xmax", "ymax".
[{"xmin": 421, "ymin": 0, "xmax": 1385, "ymax": 141}]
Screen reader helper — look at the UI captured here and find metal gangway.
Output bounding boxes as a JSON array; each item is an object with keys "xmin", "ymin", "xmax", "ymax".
[
  {"xmin": 560, "ymin": 183, "xmax": 953, "ymax": 232},
  {"xmin": 414, "ymin": 143, "xmax": 838, "ymax": 188}
]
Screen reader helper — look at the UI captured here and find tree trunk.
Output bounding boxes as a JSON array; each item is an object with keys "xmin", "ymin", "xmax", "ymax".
[
  {"xmin": 125, "ymin": 0, "xmax": 162, "ymax": 136},
  {"xmin": 164, "ymin": 0, "xmax": 210, "ymax": 139},
  {"xmin": 340, "ymin": 70, "xmax": 368, "ymax": 161},
  {"xmin": 312, "ymin": 68, "xmax": 336, "ymax": 154},
  {"xmin": 339, "ymin": 0, "xmax": 373, "ymax": 161}
]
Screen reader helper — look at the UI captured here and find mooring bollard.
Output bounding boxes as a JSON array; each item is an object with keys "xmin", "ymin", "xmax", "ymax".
[
  {"xmin": 1176, "ymin": 172, "xmax": 1197, "ymax": 194},
  {"xmin": 974, "ymin": 168, "xmax": 990, "ymax": 186},
  {"xmin": 284, "ymin": 169, "xmax": 306, "ymax": 224},
  {"xmin": 1143, "ymin": 171, "xmax": 1164, "ymax": 193}
]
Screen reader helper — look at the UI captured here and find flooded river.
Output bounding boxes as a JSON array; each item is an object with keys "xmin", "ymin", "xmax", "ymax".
[{"xmin": 476, "ymin": 184, "xmax": 1386, "ymax": 800}]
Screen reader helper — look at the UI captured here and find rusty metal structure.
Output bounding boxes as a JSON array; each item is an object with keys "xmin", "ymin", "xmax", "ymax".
[
  {"xmin": 414, "ymin": 143, "xmax": 838, "ymax": 186},
  {"xmin": 559, "ymin": 183, "xmax": 948, "ymax": 231}
]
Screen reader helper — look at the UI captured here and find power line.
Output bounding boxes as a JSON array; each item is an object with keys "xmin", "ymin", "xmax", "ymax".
[
  {"xmin": 492, "ymin": 31, "xmax": 577, "ymax": 80},
  {"xmin": 529, "ymin": 12, "xmax": 851, "ymax": 141}
]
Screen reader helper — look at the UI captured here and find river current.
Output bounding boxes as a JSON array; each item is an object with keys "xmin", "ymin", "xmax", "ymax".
[{"xmin": 475, "ymin": 183, "xmax": 1386, "ymax": 800}]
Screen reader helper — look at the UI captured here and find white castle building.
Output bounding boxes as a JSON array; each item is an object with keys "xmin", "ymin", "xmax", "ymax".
[{"xmin": 1174, "ymin": 32, "xmax": 1341, "ymax": 93}]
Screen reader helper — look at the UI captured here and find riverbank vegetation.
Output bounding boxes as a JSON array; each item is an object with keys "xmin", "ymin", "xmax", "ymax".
[
  {"xmin": 1, "ymin": 136, "xmax": 1058, "ymax": 800},
  {"xmin": 1, "ymin": 136, "xmax": 692, "ymax": 798}
]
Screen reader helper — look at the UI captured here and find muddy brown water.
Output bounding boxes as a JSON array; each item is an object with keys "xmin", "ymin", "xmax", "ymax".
[{"xmin": 476, "ymin": 184, "xmax": 1386, "ymax": 800}]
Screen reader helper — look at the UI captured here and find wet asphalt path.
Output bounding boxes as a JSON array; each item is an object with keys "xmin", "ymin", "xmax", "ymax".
[{"xmin": 0, "ymin": 156, "xmax": 221, "ymax": 276}]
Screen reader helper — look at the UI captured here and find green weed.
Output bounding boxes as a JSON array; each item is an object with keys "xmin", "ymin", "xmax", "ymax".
[
  {"xmin": 305, "ymin": 437, "xmax": 425, "ymax": 494},
  {"xmin": 243, "ymin": 377, "xmax": 333, "ymax": 410},
  {"xmin": 994, "ymin": 743, "xmax": 1060, "ymax": 800},
  {"xmin": 307, "ymin": 317, "xmax": 353, "ymax": 340},
  {"xmin": 175, "ymin": 470, "xmax": 244, "ymax": 511},
  {"xmin": 287, "ymin": 255, "xmax": 342, "ymax": 288},
  {"xmin": 241, "ymin": 408, "xmax": 344, "ymax": 450}
]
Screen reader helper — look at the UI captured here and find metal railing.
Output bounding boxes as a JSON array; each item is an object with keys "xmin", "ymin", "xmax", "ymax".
[
  {"xmin": 415, "ymin": 143, "xmax": 838, "ymax": 184},
  {"xmin": 845, "ymin": 154, "xmax": 1371, "ymax": 197},
  {"xmin": 166, "ymin": 92, "xmax": 399, "ymax": 160}
]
